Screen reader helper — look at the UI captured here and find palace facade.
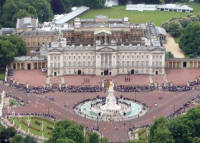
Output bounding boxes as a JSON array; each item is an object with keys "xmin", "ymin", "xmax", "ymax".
[{"xmin": 47, "ymin": 15, "xmax": 166, "ymax": 76}]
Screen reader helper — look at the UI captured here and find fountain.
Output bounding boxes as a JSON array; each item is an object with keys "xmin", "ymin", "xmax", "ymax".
[{"xmin": 74, "ymin": 81, "xmax": 148, "ymax": 121}]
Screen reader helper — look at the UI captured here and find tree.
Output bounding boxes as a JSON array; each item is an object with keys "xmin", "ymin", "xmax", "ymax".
[
  {"xmin": 118, "ymin": 0, "xmax": 129, "ymax": 5},
  {"xmin": 48, "ymin": 120, "xmax": 84, "ymax": 143},
  {"xmin": 0, "ymin": 39, "xmax": 16, "ymax": 70},
  {"xmin": 100, "ymin": 137, "xmax": 110, "ymax": 143},
  {"xmin": 56, "ymin": 138, "xmax": 76, "ymax": 143},
  {"xmin": 0, "ymin": 35, "xmax": 27, "ymax": 70},
  {"xmin": 0, "ymin": 0, "xmax": 6, "ymax": 16},
  {"xmin": 10, "ymin": 135, "xmax": 24, "ymax": 143},
  {"xmin": 1, "ymin": 0, "xmax": 19, "ymax": 27},
  {"xmin": 1, "ymin": 0, "xmax": 53, "ymax": 27},
  {"xmin": 23, "ymin": 0, "xmax": 53, "ymax": 22},
  {"xmin": 0, "ymin": 126, "xmax": 16, "ymax": 143},
  {"xmin": 165, "ymin": 52, "xmax": 174, "ymax": 59},
  {"xmin": 167, "ymin": 22, "xmax": 183, "ymax": 38},
  {"xmin": 168, "ymin": 117, "xmax": 192, "ymax": 143},
  {"xmin": 149, "ymin": 117, "xmax": 174, "ymax": 143},
  {"xmin": 6, "ymin": 35, "xmax": 27, "ymax": 56},
  {"xmin": 89, "ymin": 132, "xmax": 99, "ymax": 143},
  {"xmin": 51, "ymin": 0, "xmax": 65, "ymax": 14},
  {"xmin": 193, "ymin": 137, "xmax": 200, "ymax": 143},
  {"xmin": 179, "ymin": 22, "xmax": 200, "ymax": 58},
  {"xmin": 23, "ymin": 136, "xmax": 37, "ymax": 143}
]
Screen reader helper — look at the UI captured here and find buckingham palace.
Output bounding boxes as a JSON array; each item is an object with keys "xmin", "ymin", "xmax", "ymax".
[
  {"xmin": 47, "ymin": 15, "xmax": 166, "ymax": 76},
  {"xmin": 47, "ymin": 39, "xmax": 165, "ymax": 76},
  {"xmin": 10, "ymin": 15, "xmax": 167, "ymax": 76}
]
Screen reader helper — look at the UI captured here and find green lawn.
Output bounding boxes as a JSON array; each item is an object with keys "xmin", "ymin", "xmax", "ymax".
[
  {"xmin": 10, "ymin": 116, "xmax": 55, "ymax": 138},
  {"xmin": 130, "ymin": 128, "xmax": 149, "ymax": 143},
  {"xmin": 9, "ymin": 98, "xmax": 21, "ymax": 107},
  {"xmin": 0, "ymin": 72, "xmax": 4, "ymax": 80},
  {"xmin": 81, "ymin": 2, "xmax": 200, "ymax": 26}
]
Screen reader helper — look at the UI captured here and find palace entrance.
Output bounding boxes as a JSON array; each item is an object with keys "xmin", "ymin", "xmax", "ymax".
[
  {"xmin": 183, "ymin": 62, "xmax": 187, "ymax": 68},
  {"xmin": 54, "ymin": 72, "xmax": 57, "ymax": 76},
  {"xmin": 78, "ymin": 70, "xmax": 82, "ymax": 75},
  {"xmin": 155, "ymin": 71, "xmax": 158, "ymax": 75},
  {"xmin": 131, "ymin": 69, "xmax": 135, "ymax": 75},
  {"xmin": 27, "ymin": 64, "xmax": 31, "ymax": 70},
  {"xmin": 104, "ymin": 69, "xmax": 109, "ymax": 76}
]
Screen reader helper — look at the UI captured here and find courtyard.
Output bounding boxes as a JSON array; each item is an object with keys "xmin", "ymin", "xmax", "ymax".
[
  {"xmin": 10, "ymin": 69, "xmax": 200, "ymax": 87},
  {"xmin": 1, "ymin": 68, "xmax": 200, "ymax": 141}
]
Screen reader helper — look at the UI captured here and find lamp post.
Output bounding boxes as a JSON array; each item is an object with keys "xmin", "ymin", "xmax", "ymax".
[
  {"xmin": 27, "ymin": 116, "xmax": 31, "ymax": 134},
  {"xmin": 41, "ymin": 121, "xmax": 44, "ymax": 138},
  {"xmin": 174, "ymin": 104, "xmax": 176, "ymax": 116}
]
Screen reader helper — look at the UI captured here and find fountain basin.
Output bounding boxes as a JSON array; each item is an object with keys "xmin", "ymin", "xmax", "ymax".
[{"xmin": 74, "ymin": 97, "xmax": 147, "ymax": 121}]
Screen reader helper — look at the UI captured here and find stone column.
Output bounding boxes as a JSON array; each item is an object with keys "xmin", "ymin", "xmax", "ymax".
[{"xmin": 193, "ymin": 61, "xmax": 195, "ymax": 68}]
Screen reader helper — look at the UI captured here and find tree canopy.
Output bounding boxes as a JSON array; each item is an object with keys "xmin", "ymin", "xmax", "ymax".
[
  {"xmin": 149, "ymin": 105, "xmax": 200, "ymax": 143},
  {"xmin": 0, "ymin": 0, "xmax": 53, "ymax": 27},
  {"xmin": 47, "ymin": 119, "xmax": 84, "ymax": 143},
  {"xmin": 179, "ymin": 22, "xmax": 200, "ymax": 58},
  {"xmin": 47, "ymin": 119, "xmax": 110, "ymax": 143},
  {"xmin": 0, "ymin": 35, "xmax": 27, "ymax": 70},
  {"xmin": 51, "ymin": 0, "xmax": 105, "ymax": 14}
]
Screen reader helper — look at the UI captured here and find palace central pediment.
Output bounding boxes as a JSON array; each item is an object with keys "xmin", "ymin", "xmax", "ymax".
[{"xmin": 97, "ymin": 47, "xmax": 116, "ymax": 52}]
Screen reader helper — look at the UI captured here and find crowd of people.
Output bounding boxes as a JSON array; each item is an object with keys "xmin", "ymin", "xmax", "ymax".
[
  {"xmin": 5, "ymin": 93, "xmax": 27, "ymax": 106},
  {"xmin": 7, "ymin": 75, "xmax": 200, "ymax": 94},
  {"xmin": 59, "ymin": 86, "xmax": 103, "ymax": 93},
  {"xmin": 167, "ymin": 95, "xmax": 200, "ymax": 119},
  {"xmin": 6, "ymin": 79, "xmax": 104, "ymax": 94},
  {"xmin": 162, "ymin": 85, "xmax": 191, "ymax": 92},
  {"xmin": 114, "ymin": 85, "xmax": 156, "ymax": 92},
  {"xmin": 162, "ymin": 76, "xmax": 200, "ymax": 92},
  {"xmin": 6, "ymin": 112, "xmax": 56, "ymax": 121}
]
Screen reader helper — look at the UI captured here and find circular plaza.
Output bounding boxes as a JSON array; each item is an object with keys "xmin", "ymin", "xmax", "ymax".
[{"xmin": 74, "ymin": 81, "xmax": 148, "ymax": 121}]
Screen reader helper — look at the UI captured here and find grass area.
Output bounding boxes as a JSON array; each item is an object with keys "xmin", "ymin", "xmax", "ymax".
[
  {"xmin": 81, "ymin": 2, "xmax": 200, "ymax": 26},
  {"xmin": 9, "ymin": 99, "xmax": 20, "ymax": 107},
  {"xmin": 131, "ymin": 128, "xmax": 149, "ymax": 143},
  {"xmin": 197, "ymin": 99, "xmax": 200, "ymax": 104},
  {"xmin": 10, "ymin": 116, "xmax": 55, "ymax": 138},
  {"xmin": 0, "ymin": 72, "xmax": 5, "ymax": 80}
]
